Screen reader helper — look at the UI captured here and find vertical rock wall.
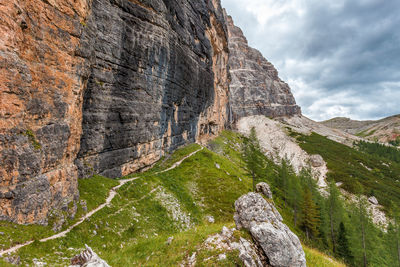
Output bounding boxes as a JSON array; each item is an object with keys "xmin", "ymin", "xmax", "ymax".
[
  {"xmin": 74, "ymin": 0, "xmax": 230, "ymax": 178},
  {"xmin": 225, "ymin": 13, "xmax": 301, "ymax": 120},
  {"xmin": 0, "ymin": 0, "xmax": 91, "ymax": 224}
]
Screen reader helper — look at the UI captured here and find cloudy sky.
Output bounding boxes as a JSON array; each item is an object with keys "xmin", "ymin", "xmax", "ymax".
[{"xmin": 221, "ymin": 0, "xmax": 400, "ymax": 121}]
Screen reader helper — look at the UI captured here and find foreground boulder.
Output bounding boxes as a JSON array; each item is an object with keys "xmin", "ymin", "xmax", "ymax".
[
  {"xmin": 234, "ymin": 193, "xmax": 306, "ymax": 267},
  {"xmin": 70, "ymin": 245, "xmax": 110, "ymax": 267}
]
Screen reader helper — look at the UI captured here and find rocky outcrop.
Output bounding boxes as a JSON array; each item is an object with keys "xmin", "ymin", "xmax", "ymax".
[
  {"xmin": 368, "ymin": 196, "xmax": 379, "ymax": 205},
  {"xmin": 310, "ymin": 154, "xmax": 324, "ymax": 167},
  {"xmin": 70, "ymin": 244, "xmax": 110, "ymax": 267},
  {"xmin": 0, "ymin": 0, "xmax": 230, "ymax": 224},
  {"xmin": 225, "ymin": 13, "xmax": 301, "ymax": 121},
  {"xmin": 234, "ymin": 192, "xmax": 306, "ymax": 267}
]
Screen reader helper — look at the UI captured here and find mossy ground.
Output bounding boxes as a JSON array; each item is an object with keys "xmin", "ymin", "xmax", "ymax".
[{"xmin": 0, "ymin": 131, "xmax": 344, "ymax": 266}]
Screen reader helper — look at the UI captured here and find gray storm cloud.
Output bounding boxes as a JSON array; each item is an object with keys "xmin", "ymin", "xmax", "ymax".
[{"xmin": 222, "ymin": 0, "xmax": 400, "ymax": 120}]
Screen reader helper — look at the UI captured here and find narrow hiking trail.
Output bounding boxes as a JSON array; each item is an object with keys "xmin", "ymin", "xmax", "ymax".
[{"xmin": 0, "ymin": 147, "xmax": 204, "ymax": 257}]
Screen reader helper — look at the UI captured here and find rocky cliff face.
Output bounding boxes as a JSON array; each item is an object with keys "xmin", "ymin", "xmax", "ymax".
[
  {"xmin": 0, "ymin": 0, "xmax": 302, "ymax": 225},
  {"xmin": 0, "ymin": 0, "xmax": 229, "ymax": 224},
  {"xmin": 225, "ymin": 13, "xmax": 301, "ymax": 120},
  {"xmin": 74, "ymin": 0, "xmax": 230, "ymax": 179},
  {"xmin": 0, "ymin": 0, "xmax": 91, "ymax": 224}
]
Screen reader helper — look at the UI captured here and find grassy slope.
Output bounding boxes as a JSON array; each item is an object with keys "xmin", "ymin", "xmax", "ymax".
[
  {"xmin": 305, "ymin": 246, "xmax": 346, "ymax": 267},
  {"xmin": 0, "ymin": 132, "xmax": 344, "ymax": 266},
  {"xmin": 0, "ymin": 175, "xmax": 118, "ymax": 252},
  {"xmin": 295, "ymin": 132, "xmax": 400, "ymax": 210}
]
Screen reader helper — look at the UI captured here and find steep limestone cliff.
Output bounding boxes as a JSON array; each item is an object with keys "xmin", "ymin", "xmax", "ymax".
[
  {"xmin": 74, "ymin": 0, "xmax": 230, "ymax": 179},
  {"xmin": 225, "ymin": 13, "xmax": 301, "ymax": 120},
  {"xmin": 0, "ymin": 0, "xmax": 91, "ymax": 224},
  {"xmin": 0, "ymin": 0, "xmax": 229, "ymax": 224}
]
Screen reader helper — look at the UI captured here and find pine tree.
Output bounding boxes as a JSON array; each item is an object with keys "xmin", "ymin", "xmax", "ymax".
[
  {"xmin": 355, "ymin": 197, "xmax": 369, "ymax": 267},
  {"xmin": 337, "ymin": 222, "xmax": 353, "ymax": 264},
  {"xmin": 242, "ymin": 127, "xmax": 264, "ymax": 192},
  {"xmin": 387, "ymin": 205, "xmax": 400, "ymax": 267},
  {"xmin": 279, "ymin": 159, "xmax": 291, "ymax": 207},
  {"xmin": 288, "ymin": 171, "xmax": 302, "ymax": 227},
  {"xmin": 301, "ymin": 188, "xmax": 320, "ymax": 240},
  {"xmin": 327, "ymin": 182, "xmax": 343, "ymax": 253}
]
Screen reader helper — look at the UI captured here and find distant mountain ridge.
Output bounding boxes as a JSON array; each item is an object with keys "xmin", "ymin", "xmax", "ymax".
[{"xmin": 321, "ymin": 114, "xmax": 400, "ymax": 143}]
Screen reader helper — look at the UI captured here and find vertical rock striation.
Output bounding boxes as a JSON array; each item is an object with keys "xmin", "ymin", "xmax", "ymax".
[
  {"xmin": 74, "ymin": 0, "xmax": 230, "ymax": 178},
  {"xmin": 225, "ymin": 13, "xmax": 301, "ymax": 120}
]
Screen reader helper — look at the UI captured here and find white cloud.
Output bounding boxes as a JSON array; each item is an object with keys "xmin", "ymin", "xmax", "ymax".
[{"xmin": 222, "ymin": 0, "xmax": 400, "ymax": 120}]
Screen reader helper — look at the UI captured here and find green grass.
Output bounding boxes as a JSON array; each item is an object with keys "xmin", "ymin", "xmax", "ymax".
[
  {"xmin": 78, "ymin": 175, "xmax": 119, "ymax": 212},
  {"xmin": 0, "ymin": 132, "xmax": 349, "ymax": 266},
  {"xmin": 0, "ymin": 259, "xmax": 13, "ymax": 267},
  {"xmin": 304, "ymin": 246, "xmax": 346, "ymax": 267},
  {"xmin": 0, "ymin": 175, "xmax": 118, "ymax": 253},
  {"xmin": 5, "ymin": 137, "xmax": 252, "ymax": 266}
]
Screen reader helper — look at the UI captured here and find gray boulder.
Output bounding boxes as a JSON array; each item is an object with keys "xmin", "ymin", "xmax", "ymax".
[
  {"xmin": 368, "ymin": 196, "xmax": 379, "ymax": 205},
  {"xmin": 70, "ymin": 245, "xmax": 110, "ymax": 267},
  {"xmin": 310, "ymin": 154, "xmax": 324, "ymax": 167},
  {"xmin": 204, "ymin": 226, "xmax": 264, "ymax": 267},
  {"xmin": 256, "ymin": 182, "xmax": 273, "ymax": 199},
  {"xmin": 234, "ymin": 193, "xmax": 306, "ymax": 267}
]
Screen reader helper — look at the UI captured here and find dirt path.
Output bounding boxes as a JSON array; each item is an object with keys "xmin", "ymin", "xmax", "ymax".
[{"xmin": 0, "ymin": 146, "xmax": 203, "ymax": 257}]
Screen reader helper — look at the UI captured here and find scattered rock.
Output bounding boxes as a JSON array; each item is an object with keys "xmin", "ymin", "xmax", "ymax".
[
  {"xmin": 368, "ymin": 196, "xmax": 379, "ymax": 205},
  {"xmin": 70, "ymin": 244, "xmax": 110, "ymax": 267},
  {"xmin": 215, "ymin": 163, "xmax": 221, "ymax": 169},
  {"xmin": 80, "ymin": 200, "xmax": 88, "ymax": 213},
  {"xmin": 234, "ymin": 192, "xmax": 306, "ymax": 267},
  {"xmin": 336, "ymin": 182, "xmax": 343, "ymax": 187},
  {"xmin": 0, "ymin": 231, "xmax": 4, "ymax": 235},
  {"xmin": 310, "ymin": 154, "xmax": 324, "ymax": 167},
  {"xmin": 93, "ymin": 230, "xmax": 97, "ymax": 235},
  {"xmin": 4, "ymin": 255, "xmax": 20, "ymax": 265},
  {"xmin": 204, "ymin": 226, "xmax": 264, "ymax": 267},
  {"xmin": 33, "ymin": 258, "xmax": 47, "ymax": 266},
  {"xmin": 206, "ymin": 216, "xmax": 215, "ymax": 223},
  {"xmin": 166, "ymin": 236, "xmax": 174, "ymax": 245},
  {"xmin": 218, "ymin": 253, "xmax": 227, "ymax": 261},
  {"xmin": 183, "ymin": 252, "xmax": 196, "ymax": 267},
  {"xmin": 255, "ymin": 182, "xmax": 272, "ymax": 199},
  {"xmin": 155, "ymin": 186, "xmax": 193, "ymax": 230}
]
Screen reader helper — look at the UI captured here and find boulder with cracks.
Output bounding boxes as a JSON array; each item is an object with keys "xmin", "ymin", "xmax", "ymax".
[
  {"xmin": 234, "ymin": 193, "xmax": 306, "ymax": 267},
  {"xmin": 69, "ymin": 245, "xmax": 110, "ymax": 267}
]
